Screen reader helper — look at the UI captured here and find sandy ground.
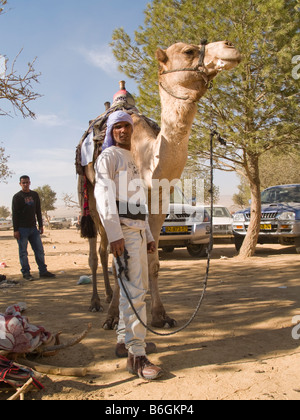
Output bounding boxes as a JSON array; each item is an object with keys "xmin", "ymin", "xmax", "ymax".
[{"xmin": 0, "ymin": 228, "xmax": 299, "ymax": 401}]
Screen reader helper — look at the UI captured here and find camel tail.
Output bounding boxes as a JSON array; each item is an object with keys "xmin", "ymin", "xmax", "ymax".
[
  {"xmin": 78, "ymin": 175, "xmax": 97, "ymax": 239},
  {"xmin": 81, "ymin": 214, "xmax": 97, "ymax": 239}
]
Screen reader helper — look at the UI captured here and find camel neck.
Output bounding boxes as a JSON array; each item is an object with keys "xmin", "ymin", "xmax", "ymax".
[
  {"xmin": 160, "ymin": 93, "xmax": 197, "ymax": 146},
  {"xmin": 153, "ymin": 92, "xmax": 198, "ymax": 181}
]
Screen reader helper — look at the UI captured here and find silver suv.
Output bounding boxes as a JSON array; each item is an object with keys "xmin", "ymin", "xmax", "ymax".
[
  {"xmin": 232, "ymin": 184, "xmax": 300, "ymax": 253},
  {"xmin": 49, "ymin": 217, "xmax": 71, "ymax": 230},
  {"xmin": 158, "ymin": 188, "xmax": 210, "ymax": 257}
]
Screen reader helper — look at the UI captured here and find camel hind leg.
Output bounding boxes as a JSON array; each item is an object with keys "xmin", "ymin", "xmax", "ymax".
[
  {"xmin": 98, "ymin": 224, "xmax": 113, "ymax": 303},
  {"xmin": 103, "ymin": 264, "xmax": 120, "ymax": 330},
  {"xmin": 88, "ymin": 230, "xmax": 113, "ymax": 311},
  {"xmin": 88, "ymin": 237, "xmax": 103, "ymax": 312},
  {"xmin": 77, "ymin": 174, "xmax": 102, "ymax": 312},
  {"xmin": 82, "ymin": 173, "xmax": 112, "ymax": 310}
]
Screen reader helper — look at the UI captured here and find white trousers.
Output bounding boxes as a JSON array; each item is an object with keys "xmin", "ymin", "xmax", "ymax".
[{"xmin": 115, "ymin": 226, "xmax": 149, "ymax": 356}]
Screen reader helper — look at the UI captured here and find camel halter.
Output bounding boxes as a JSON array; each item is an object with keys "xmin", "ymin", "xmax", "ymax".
[{"xmin": 159, "ymin": 39, "xmax": 210, "ymax": 101}]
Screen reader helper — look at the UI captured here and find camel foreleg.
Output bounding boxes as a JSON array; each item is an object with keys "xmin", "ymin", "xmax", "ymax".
[
  {"xmin": 148, "ymin": 251, "xmax": 177, "ymax": 328},
  {"xmin": 103, "ymin": 264, "xmax": 120, "ymax": 330},
  {"xmin": 148, "ymin": 212, "xmax": 177, "ymax": 328}
]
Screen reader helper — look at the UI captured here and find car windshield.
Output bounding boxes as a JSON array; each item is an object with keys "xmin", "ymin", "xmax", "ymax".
[
  {"xmin": 261, "ymin": 185, "xmax": 300, "ymax": 204},
  {"xmin": 206, "ymin": 207, "xmax": 232, "ymax": 218},
  {"xmin": 169, "ymin": 186, "xmax": 189, "ymax": 204}
]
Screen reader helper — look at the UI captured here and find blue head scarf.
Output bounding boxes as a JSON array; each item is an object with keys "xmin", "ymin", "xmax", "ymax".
[{"xmin": 102, "ymin": 111, "xmax": 134, "ymax": 151}]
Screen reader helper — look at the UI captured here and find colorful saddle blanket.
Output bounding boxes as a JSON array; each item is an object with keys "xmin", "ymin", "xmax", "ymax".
[{"xmin": 0, "ymin": 304, "xmax": 53, "ymax": 354}]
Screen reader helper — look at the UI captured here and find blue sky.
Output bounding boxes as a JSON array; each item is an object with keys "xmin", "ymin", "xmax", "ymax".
[{"xmin": 0, "ymin": 0, "xmax": 239, "ymax": 211}]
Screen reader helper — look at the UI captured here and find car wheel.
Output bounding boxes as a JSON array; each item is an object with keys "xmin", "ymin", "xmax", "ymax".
[
  {"xmin": 162, "ymin": 246, "xmax": 175, "ymax": 253},
  {"xmin": 234, "ymin": 235, "xmax": 244, "ymax": 252},
  {"xmin": 187, "ymin": 244, "xmax": 208, "ymax": 258}
]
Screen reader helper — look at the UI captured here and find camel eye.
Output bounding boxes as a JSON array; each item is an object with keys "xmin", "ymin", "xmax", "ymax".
[{"xmin": 184, "ymin": 49, "xmax": 194, "ymax": 56}]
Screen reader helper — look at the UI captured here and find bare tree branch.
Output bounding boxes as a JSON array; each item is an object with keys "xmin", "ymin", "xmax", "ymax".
[{"xmin": 0, "ymin": 50, "xmax": 42, "ymax": 118}]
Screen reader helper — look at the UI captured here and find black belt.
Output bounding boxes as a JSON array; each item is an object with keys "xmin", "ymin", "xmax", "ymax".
[{"xmin": 116, "ymin": 201, "xmax": 147, "ymax": 221}]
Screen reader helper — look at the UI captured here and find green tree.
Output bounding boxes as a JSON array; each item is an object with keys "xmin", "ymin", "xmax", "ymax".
[
  {"xmin": 111, "ymin": 0, "xmax": 300, "ymax": 257},
  {"xmin": 0, "ymin": 143, "xmax": 12, "ymax": 181},
  {"xmin": 34, "ymin": 185, "xmax": 56, "ymax": 225},
  {"xmin": 181, "ymin": 164, "xmax": 220, "ymax": 204},
  {"xmin": 0, "ymin": 205, "xmax": 10, "ymax": 217},
  {"xmin": 233, "ymin": 149, "xmax": 300, "ymax": 207},
  {"xmin": 233, "ymin": 177, "xmax": 251, "ymax": 208},
  {"xmin": 259, "ymin": 149, "xmax": 300, "ymax": 189}
]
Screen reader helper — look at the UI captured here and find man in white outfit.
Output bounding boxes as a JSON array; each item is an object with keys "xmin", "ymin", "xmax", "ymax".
[{"xmin": 94, "ymin": 111, "xmax": 163, "ymax": 380}]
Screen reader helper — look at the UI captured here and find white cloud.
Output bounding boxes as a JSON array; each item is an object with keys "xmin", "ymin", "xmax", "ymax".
[
  {"xmin": 35, "ymin": 114, "xmax": 67, "ymax": 127},
  {"xmin": 76, "ymin": 45, "xmax": 119, "ymax": 75},
  {"xmin": 34, "ymin": 114, "xmax": 85, "ymax": 132},
  {"xmin": 9, "ymin": 148, "xmax": 75, "ymax": 178}
]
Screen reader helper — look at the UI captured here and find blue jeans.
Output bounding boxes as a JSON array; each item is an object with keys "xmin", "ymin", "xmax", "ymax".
[{"xmin": 17, "ymin": 227, "xmax": 47, "ymax": 275}]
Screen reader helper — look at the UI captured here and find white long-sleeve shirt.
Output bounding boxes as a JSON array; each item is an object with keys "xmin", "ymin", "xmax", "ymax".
[{"xmin": 94, "ymin": 146, "xmax": 154, "ymax": 244}]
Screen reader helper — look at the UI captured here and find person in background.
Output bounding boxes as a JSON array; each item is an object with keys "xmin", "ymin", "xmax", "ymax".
[{"xmin": 12, "ymin": 175, "xmax": 55, "ymax": 281}]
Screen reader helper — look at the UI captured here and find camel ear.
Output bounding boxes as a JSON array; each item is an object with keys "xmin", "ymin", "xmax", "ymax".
[{"xmin": 156, "ymin": 48, "xmax": 168, "ymax": 64}]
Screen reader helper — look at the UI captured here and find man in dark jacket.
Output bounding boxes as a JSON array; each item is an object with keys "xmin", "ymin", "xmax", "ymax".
[{"xmin": 12, "ymin": 175, "xmax": 55, "ymax": 281}]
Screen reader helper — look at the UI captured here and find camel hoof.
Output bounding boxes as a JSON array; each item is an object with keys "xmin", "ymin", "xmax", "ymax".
[
  {"xmin": 102, "ymin": 317, "xmax": 119, "ymax": 330},
  {"xmin": 163, "ymin": 318, "xmax": 177, "ymax": 329},
  {"xmin": 164, "ymin": 319, "xmax": 177, "ymax": 330},
  {"xmin": 89, "ymin": 304, "xmax": 104, "ymax": 313},
  {"xmin": 102, "ymin": 323, "xmax": 111, "ymax": 330},
  {"xmin": 89, "ymin": 296, "xmax": 104, "ymax": 313},
  {"xmin": 151, "ymin": 317, "xmax": 177, "ymax": 329}
]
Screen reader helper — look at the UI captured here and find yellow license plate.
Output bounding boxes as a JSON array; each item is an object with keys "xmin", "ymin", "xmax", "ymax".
[
  {"xmin": 165, "ymin": 226, "xmax": 189, "ymax": 233},
  {"xmin": 260, "ymin": 224, "xmax": 272, "ymax": 230}
]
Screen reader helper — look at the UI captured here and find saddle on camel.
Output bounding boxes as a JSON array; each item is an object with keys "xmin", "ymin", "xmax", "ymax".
[{"xmin": 76, "ymin": 80, "xmax": 160, "ymax": 239}]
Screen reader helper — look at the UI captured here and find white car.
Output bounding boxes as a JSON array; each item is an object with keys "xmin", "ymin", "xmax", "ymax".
[
  {"xmin": 204, "ymin": 206, "xmax": 233, "ymax": 240},
  {"xmin": 0, "ymin": 218, "xmax": 12, "ymax": 231},
  {"xmin": 68, "ymin": 217, "xmax": 80, "ymax": 228}
]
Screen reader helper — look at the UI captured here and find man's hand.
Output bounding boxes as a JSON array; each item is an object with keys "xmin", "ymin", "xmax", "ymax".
[
  {"xmin": 14, "ymin": 231, "xmax": 20, "ymax": 241},
  {"xmin": 110, "ymin": 238, "xmax": 125, "ymax": 258},
  {"xmin": 147, "ymin": 241, "xmax": 156, "ymax": 254}
]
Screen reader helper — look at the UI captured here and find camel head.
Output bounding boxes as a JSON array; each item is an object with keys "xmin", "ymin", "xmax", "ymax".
[
  {"xmin": 204, "ymin": 40, "xmax": 242, "ymax": 72},
  {"xmin": 156, "ymin": 40, "xmax": 241, "ymax": 102}
]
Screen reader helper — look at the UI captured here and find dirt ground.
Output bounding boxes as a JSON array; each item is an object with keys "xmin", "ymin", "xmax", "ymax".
[{"xmin": 0, "ymin": 228, "xmax": 299, "ymax": 401}]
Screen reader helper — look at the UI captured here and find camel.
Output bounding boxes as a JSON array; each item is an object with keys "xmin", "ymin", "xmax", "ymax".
[{"xmin": 77, "ymin": 40, "xmax": 241, "ymax": 328}]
